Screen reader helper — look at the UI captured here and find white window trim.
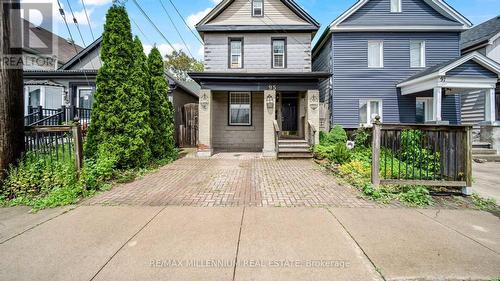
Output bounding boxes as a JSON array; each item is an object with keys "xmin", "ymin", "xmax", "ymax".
[
  {"xmin": 229, "ymin": 92, "xmax": 252, "ymax": 126},
  {"xmin": 368, "ymin": 40, "xmax": 384, "ymax": 68},
  {"xmin": 359, "ymin": 99, "xmax": 383, "ymax": 126},
  {"xmin": 76, "ymin": 86, "xmax": 94, "ymax": 108},
  {"xmin": 252, "ymin": 0, "xmax": 263, "ymax": 17},
  {"xmin": 391, "ymin": 0, "xmax": 402, "ymax": 13},
  {"xmin": 25, "ymin": 85, "xmax": 64, "ymax": 113},
  {"xmin": 272, "ymin": 39, "xmax": 286, "ymax": 69},
  {"xmin": 410, "ymin": 40, "xmax": 426, "ymax": 68},
  {"xmin": 416, "ymin": 97, "xmax": 434, "ymax": 122},
  {"xmin": 230, "ymin": 39, "xmax": 243, "ymax": 69}
]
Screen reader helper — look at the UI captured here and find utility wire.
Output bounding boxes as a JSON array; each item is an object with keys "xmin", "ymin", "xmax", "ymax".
[
  {"xmin": 130, "ymin": 17, "xmax": 152, "ymax": 45},
  {"xmin": 159, "ymin": 0, "xmax": 194, "ymax": 57},
  {"xmin": 130, "ymin": 0, "xmax": 179, "ymax": 54},
  {"xmin": 81, "ymin": 0, "xmax": 95, "ymax": 41},
  {"xmin": 167, "ymin": 0, "xmax": 204, "ymax": 45},
  {"xmin": 65, "ymin": 0, "xmax": 96, "ymax": 69},
  {"xmin": 56, "ymin": 0, "xmax": 91, "ymax": 86}
]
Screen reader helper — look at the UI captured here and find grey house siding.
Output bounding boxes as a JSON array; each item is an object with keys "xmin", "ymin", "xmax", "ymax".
[
  {"xmin": 204, "ymin": 33, "xmax": 311, "ymax": 72},
  {"xmin": 331, "ymin": 32, "xmax": 461, "ymax": 128},
  {"xmin": 447, "ymin": 60, "xmax": 498, "ymax": 78},
  {"xmin": 339, "ymin": 0, "xmax": 462, "ymax": 27},
  {"xmin": 312, "ymin": 35, "xmax": 332, "ymax": 102}
]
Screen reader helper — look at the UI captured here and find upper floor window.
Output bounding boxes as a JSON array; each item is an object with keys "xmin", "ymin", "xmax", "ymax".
[
  {"xmin": 391, "ymin": 0, "xmax": 402, "ymax": 12},
  {"xmin": 252, "ymin": 0, "xmax": 263, "ymax": 17},
  {"xmin": 368, "ymin": 40, "xmax": 383, "ymax": 68},
  {"xmin": 229, "ymin": 38, "xmax": 243, "ymax": 68},
  {"xmin": 272, "ymin": 38, "xmax": 286, "ymax": 68},
  {"xmin": 410, "ymin": 41, "xmax": 426, "ymax": 68}
]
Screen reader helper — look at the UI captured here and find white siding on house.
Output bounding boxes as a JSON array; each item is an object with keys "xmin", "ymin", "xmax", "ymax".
[
  {"xmin": 69, "ymin": 46, "xmax": 102, "ymax": 70},
  {"xmin": 204, "ymin": 33, "xmax": 311, "ymax": 72},
  {"xmin": 486, "ymin": 34, "xmax": 500, "ymax": 63},
  {"xmin": 206, "ymin": 0, "xmax": 308, "ymax": 26}
]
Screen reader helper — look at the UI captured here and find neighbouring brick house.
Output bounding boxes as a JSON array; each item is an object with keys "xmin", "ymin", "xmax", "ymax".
[{"xmin": 189, "ymin": 0, "xmax": 329, "ymax": 158}]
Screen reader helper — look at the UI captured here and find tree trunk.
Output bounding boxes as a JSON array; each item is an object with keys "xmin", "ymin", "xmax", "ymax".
[{"xmin": 0, "ymin": 0, "xmax": 24, "ymax": 186}]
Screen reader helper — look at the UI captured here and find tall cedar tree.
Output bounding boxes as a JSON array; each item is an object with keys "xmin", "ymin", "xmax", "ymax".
[
  {"xmin": 148, "ymin": 47, "xmax": 175, "ymax": 159},
  {"xmin": 85, "ymin": 5, "xmax": 151, "ymax": 168}
]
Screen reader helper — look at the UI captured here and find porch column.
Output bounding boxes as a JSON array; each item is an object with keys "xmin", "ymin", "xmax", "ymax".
[
  {"xmin": 262, "ymin": 90, "xmax": 276, "ymax": 157},
  {"xmin": 197, "ymin": 89, "xmax": 213, "ymax": 157},
  {"xmin": 433, "ymin": 87, "xmax": 442, "ymax": 122},
  {"xmin": 485, "ymin": 88, "xmax": 496, "ymax": 123},
  {"xmin": 306, "ymin": 90, "xmax": 320, "ymax": 145}
]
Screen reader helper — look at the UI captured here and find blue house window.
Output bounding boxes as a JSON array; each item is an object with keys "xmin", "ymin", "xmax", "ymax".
[
  {"xmin": 368, "ymin": 41, "xmax": 383, "ymax": 68},
  {"xmin": 410, "ymin": 41, "xmax": 426, "ymax": 68}
]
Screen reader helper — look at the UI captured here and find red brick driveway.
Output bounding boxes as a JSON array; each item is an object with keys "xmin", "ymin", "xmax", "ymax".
[{"xmin": 86, "ymin": 156, "xmax": 377, "ymax": 207}]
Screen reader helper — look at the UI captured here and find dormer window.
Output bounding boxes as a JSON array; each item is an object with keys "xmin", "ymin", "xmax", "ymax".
[
  {"xmin": 252, "ymin": 0, "xmax": 263, "ymax": 17},
  {"xmin": 391, "ymin": 0, "xmax": 401, "ymax": 12}
]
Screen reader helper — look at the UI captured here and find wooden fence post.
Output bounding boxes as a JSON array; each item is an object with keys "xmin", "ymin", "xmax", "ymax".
[
  {"xmin": 72, "ymin": 117, "xmax": 84, "ymax": 175},
  {"xmin": 463, "ymin": 126, "xmax": 473, "ymax": 195},
  {"xmin": 371, "ymin": 116, "xmax": 382, "ymax": 188}
]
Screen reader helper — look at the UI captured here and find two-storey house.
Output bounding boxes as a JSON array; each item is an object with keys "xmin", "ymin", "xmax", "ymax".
[
  {"xmin": 313, "ymin": 0, "xmax": 500, "ymax": 129},
  {"xmin": 189, "ymin": 0, "xmax": 329, "ymax": 157}
]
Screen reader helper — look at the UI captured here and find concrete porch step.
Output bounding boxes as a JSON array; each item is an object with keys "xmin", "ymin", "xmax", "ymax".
[
  {"xmin": 278, "ymin": 143, "xmax": 310, "ymax": 149},
  {"xmin": 277, "ymin": 152, "xmax": 313, "ymax": 159},
  {"xmin": 473, "ymin": 155, "xmax": 500, "ymax": 162},
  {"xmin": 472, "ymin": 148, "xmax": 497, "ymax": 155},
  {"xmin": 278, "ymin": 139, "xmax": 308, "ymax": 144},
  {"xmin": 472, "ymin": 142, "xmax": 492, "ymax": 149},
  {"xmin": 278, "ymin": 147, "xmax": 311, "ymax": 153}
]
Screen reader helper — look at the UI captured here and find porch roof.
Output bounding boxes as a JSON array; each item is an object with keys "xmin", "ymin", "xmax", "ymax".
[
  {"xmin": 23, "ymin": 69, "xmax": 98, "ymax": 80},
  {"xmin": 397, "ymin": 52, "xmax": 500, "ymax": 95},
  {"xmin": 188, "ymin": 71, "xmax": 330, "ymax": 92}
]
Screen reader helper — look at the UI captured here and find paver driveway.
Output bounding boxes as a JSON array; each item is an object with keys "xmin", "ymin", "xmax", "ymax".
[{"xmin": 86, "ymin": 155, "xmax": 376, "ymax": 207}]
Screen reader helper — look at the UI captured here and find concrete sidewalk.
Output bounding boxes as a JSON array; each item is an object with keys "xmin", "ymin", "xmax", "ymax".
[
  {"xmin": 473, "ymin": 162, "xmax": 500, "ymax": 202},
  {"xmin": 0, "ymin": 206, "xmax": 499, "ymax": 281}
]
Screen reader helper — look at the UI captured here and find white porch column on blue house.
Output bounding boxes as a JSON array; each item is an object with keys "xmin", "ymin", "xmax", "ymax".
[
  {"xmin": 433, "ymin": 87, "xmax": 442, "ymax": 122},
  {"xmin": 485, "ymin": 88, "xmax": 496, "ymax": 123},
  {"xmin": 263, "ymin": 90, "xmax": 277, "ymax": 157}
]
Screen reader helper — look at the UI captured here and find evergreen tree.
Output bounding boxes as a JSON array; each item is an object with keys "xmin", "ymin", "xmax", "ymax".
[
  {"xmin": 85, "ymin": 5, "xmax": 150, "ymax": 168},
  {"xmin": 148, "ymin": 47, "xmax": 176, "ymax": 159}
]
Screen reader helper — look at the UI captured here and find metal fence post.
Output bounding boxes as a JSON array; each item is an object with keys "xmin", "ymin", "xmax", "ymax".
[
  {"xmin": 72, "ymin": 117, "xmax": 84, "ymax": 176},
  {"xmin": 37, "ymin": 105, "xmax": 43, "ymax": 120},
  {"xmin": 371, "ymin": 116, "xmax": 382, "ymax": 188},
  {"xmin": 61, "ymin": 105, "xmax": 66, "ymax": 124}
]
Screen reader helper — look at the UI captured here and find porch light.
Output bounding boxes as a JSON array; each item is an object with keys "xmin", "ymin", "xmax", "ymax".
[{"xmin": 266, "ymin": 94, "xmax": 274, "ymax": 109}]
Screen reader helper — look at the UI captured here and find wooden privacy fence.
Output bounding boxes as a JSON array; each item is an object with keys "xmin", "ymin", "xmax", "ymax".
[
  {"xmin": 178, "ymin": 103, "xmax": 198, "ymax": 147},
  {"xmin": 24, "ymin": 118, "xmax": 84, "ymax": 173},
  {"xmin": 371, "ymin": 118, "xmax": 472, "ymax": 189}
]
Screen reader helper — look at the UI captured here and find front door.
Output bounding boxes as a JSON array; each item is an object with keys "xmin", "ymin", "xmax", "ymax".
[{"xmin": 281, "ymin": 97, "xmax": 298, "ymax": 135}]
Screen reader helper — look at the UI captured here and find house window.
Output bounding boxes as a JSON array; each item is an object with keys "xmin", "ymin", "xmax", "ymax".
[
  {"xmin": 229, "ymin": 38, "xmax": 243, "ymax": 68},
  {"xmin": 252, "ymin": 0, "xmax": 263, "ymax": 17},
  {"xmin": 416, "ymin": 97, "xmax": 434, "ymax": 123},
  {"xmin": 77, "ymin": 86, "xmax": 95, "ymax": 109},
  {"xmin": 368, "ymin": 41, "xmax": 383, "ymax": 68},
  {"xmin": 229, "ymin": 92, "xmax": 252, "ymax": 125},
  {"xmin": 359, "ymin": 100, "xmax": 382, "ymax": 125},
  {"xmin": 28, "ymin": 86, "xmax": 41, "ymax": 108},
  {"xmin": 26, "ymin": 85, "xmax": 63, "ymax": 113},
  {"xmin": 410, "ymin": 41, "xmax": 426, "ymax": 68},
  {"xmin": 272, "ymin": 39, "xmax": 286, "ymax": 68},
  {"xmin": 391, "ymin": 0, "xmax": 401, "ymax": 12}
]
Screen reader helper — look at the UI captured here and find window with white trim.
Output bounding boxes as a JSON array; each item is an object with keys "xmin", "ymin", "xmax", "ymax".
[
  {"xmin": 229, "ymin": 38, "xmax": 243, "ymax": 68},
  {"xmin": 410, "ymin": 41, "xmax": 426, "ymax": 68},
  {"xmin": 359, "ymin": 100, "xmax": 382, "ymax": 125},
  {"xmin": 26, "ymin": 85, "xmax": 64, "ymax": 113},
  {"xmin": 272, "ymin": 39, "xmax": 286, "ymax": 68},
  {"xmin": 229, "ymin": 92, "xmax": 251, "ymax": 125},
  {"xmin": 391, "ymin": 0, "xmax": 401, "ymax": 12},
  {"xmin": 252, "ymin": 0, "xmax": 263, "ymax": 16},
  {"xmin": 416, "ymin": 97, "xmax": 434, "ymax": 123},
  {"xmin": 368, "ymin": 41, "xmax": 383, "ymax": 68}
]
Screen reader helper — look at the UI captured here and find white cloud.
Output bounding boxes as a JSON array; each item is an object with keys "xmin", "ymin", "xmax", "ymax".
[
  {"xmin": 211, "ymin": 0, "xmax": 223, "ymax": 4},
  {"xmin": 186, "ymin": 7, "xmax": 212, "ymax": 28},
  {"xmin": 21, "ymin": 0, "xmax": 93, "ymax": 27},
  {"xmin": 143, "ymin": 43, "xmax": 185, "ymax": 57},
  {"xmin": 84, "ymin": 0, "xmax": 112, "ymax": 6}
]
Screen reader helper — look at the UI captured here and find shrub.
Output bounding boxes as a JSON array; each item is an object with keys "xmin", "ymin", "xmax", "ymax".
[
  {"xmin": 320, "ymin": 125, "xmax": 347, "ymax": 146},
  {"xmin": 353, "ymin": 126, "xmax": 371, "ymax": 147},
  {"xmin": 398, "ymin": 185, "xmax": 433, "ymax": 206},
  {"xmin": 314, "ymin": 143, "xmax": 351, "ymax": 164}
]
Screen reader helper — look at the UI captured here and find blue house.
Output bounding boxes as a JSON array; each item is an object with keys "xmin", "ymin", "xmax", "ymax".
[{"xmin": 313, "ymin": 0, "xmax": 500, "ymax": 129}]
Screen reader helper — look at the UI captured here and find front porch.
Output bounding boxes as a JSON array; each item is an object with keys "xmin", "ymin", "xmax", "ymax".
[{"xmin": 189, "ymin": 72, "xmax": 329, "ymax": 158}]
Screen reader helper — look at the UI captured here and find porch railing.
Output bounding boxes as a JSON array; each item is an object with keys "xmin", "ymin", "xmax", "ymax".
[
  {"xmin": 25, "ymin": 105, "xmax": 92, "ymax": 130},
  {"xmin": 371, "ymin": 116, "xmax": 472, "ymax": 190},
  {"xmin": 273, "ymin": 120, "xmax": 280, "ymax": 155}
]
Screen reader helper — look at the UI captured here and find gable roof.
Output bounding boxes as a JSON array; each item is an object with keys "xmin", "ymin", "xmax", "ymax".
[
  {"xmin": 461, "ymin": 15, "xmax": 500, "ymax": 52},
  {"xmin": 59, "ymin": 36, "xmax": 102, "ymax": 70},
  {"xmin": 165, "ymin": 72, "xmax": 200, "ymax": 98},
  {"xmin": 195, "ymin": 0, "xmax": 319, "ymax": 28},
  {"xmin": 23, "ymin": 19, "xmax": 83, "ymax": 65},
  {"xmin": 397, "ymin": 52, "xmax": 500, "ymax": 86}
]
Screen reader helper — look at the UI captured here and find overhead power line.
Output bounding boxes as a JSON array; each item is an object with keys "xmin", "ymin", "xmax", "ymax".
[
  {"xmin": 167, "ymin": 0, "xmax": 204, "ymax": 45},
  {"xmin": 130, "ymin": 17, "xmax": 152, "ymax": 45},
  {"xmin": 159, "ymin": 0, "xmax": 194, "ymax": 57},
  {"xmin": 81, "ymin": 0, "xmax": 95, "ymax": 41},
  {"xmin": 65, "ymin": 0, "xmax": 96, "ymax": 69}
]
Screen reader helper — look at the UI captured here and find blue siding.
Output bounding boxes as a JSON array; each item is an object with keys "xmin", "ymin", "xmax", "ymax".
[
  {"xmin": 340, "ymin": 0, "xmax": 462, "ymax": 27},
  {"xmin": 331, "ymin": 32, "xmax": 461, "ymax": 128},
  {"xmin": 312, "ymin": 35, "xmax": 332, "ymax": 103},
  {"xmin": 447, "ymin": 60, "xmax": 497, "ymax": 78}
]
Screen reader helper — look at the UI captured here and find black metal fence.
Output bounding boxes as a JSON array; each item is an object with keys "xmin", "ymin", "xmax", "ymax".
[
  {"xmin": 371, "ymin": 121, "xmax": 472, "ymax": 189},
  {"xmin": 25, "ymin": 106, "xmax": 92, "ymax": 129}
]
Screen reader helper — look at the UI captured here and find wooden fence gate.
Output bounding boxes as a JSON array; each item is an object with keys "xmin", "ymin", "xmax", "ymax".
[{"xmin": 178, "ymin": 103, "xmax": 198, "ymax": 148}]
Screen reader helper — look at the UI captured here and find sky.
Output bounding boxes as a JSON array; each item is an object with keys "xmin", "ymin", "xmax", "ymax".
[{"xmin": 21, "ymin": 0, "xmax": 500, "ymax": 60}]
